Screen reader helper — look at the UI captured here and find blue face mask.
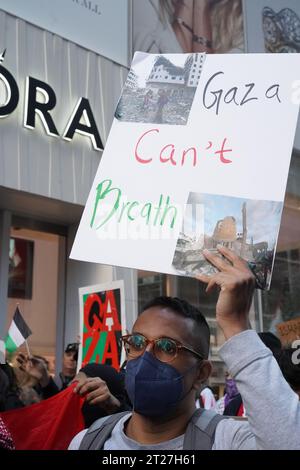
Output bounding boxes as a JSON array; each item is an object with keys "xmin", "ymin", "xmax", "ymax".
[{"xmin": 125, "ymin": 351, "xmax": 195, "ymax": 417}]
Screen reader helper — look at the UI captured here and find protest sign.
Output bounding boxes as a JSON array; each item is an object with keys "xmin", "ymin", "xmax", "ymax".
[
  {"xmin": 77, "ymin": 281, "xmax": 126, "ymax": 371},
  {"xmin": 276, "ymin": 317, "xmax": 300, "ymax": 346},
  {"xmin": 71, "ymin": 52, "xmax": 300, "ymax": 289}
]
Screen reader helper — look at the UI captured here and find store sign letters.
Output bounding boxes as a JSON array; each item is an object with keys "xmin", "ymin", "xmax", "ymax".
[{"xmin": 0, "ymin": 63, "xmax": 103, "ymax": 151}]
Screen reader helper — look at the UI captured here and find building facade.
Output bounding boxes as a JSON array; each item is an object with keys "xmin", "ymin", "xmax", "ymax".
[{"xmin": 0, "ymin": 8, "xmax": 137, "ymax": 375}]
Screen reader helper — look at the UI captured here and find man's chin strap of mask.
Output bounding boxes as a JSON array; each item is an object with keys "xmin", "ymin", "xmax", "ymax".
[{"xmin": 125, "ymin": 351, "xmax": 203, "ymax": 417}]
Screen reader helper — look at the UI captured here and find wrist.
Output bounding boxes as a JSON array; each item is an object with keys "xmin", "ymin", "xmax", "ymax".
[
  {"xmin": 192, "ymin": 34, "xmax": 212, "ymax": 49},
  {"xmin": 219, "ymin": 321, "xmax": 249, "ymax": 341},
  {"xmin": 174, "ymin": 17, "xmax": 193, "ymax": 35},
  {"xmin": 106, "ymin": 395, "xmax": 121, "ymax": 413}
]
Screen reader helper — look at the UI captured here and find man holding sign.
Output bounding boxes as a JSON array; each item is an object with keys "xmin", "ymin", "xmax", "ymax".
[
  {"xmin": 70, "ymin": 51, "xmax": 300, "ymax": 449},
  {"xmin": 70, "ymin": 246, "xmax": 300, "ymax": 450}
]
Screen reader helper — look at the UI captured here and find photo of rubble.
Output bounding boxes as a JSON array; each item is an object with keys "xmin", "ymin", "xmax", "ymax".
[
  {"xmin": 115, "ymin": 53, "xmax": 205, "ymax": 125},
  {"xmin": 172, "ymin": 192, "xmax": 283, "ymax": 289}
]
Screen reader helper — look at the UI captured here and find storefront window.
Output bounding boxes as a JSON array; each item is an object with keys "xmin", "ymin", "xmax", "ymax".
[
  {"xmin": 261, "ymin": 152, "xmax": 300, "ymax": 334},
  {"xmin": 7, "ymin": 227, "xmax": 61, "ymax": 373},
  {"xmin": 138, "ymin": 271, "xmax": 166, "ymax": 312},
  {"xmin": 8, "ymin": 237, "xmax": 34, "ymax": 300}
]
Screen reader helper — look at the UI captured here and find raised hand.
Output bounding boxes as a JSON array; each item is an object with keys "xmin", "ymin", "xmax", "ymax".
[
  {"xmin": 196, "ymin": 245, "xmax": 255, "ymax": 339},
  {"xmin": 16, "ymin": 353, "xmax": 50, "ymax": 387}
]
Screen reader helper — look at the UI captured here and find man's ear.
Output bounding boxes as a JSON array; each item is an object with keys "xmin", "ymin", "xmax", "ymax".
[{"xmin": 192, "ymin": 360, "xmax": 212, "ymax": 391}]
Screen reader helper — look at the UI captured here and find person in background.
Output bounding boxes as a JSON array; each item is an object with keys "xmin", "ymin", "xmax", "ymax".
[
  {"xmin": 16, "ymin": 343, "xmax": 79, "ymax": 396},
  {"xmin": 0, "ymin": 364, "xmax": 23, "ymax": 411},
  {"xmin": 15, "ymin": 353, "xmax": 59, "ymax": 402},
  {"xmin": 195, "ymin": 385, "xmax": 216, "ymax": 410},
  {"xmin": 142, "ymin": 89, "xmax": 153, "ymax": 111},
  {"xmin": 0, "ymin": 416, "xmax": 14, "ymax": 450},
  {"xmin": 222, "ymin": 332, "xmax": 282, "ymax": 417},
  {"xmin": 155, "ymin": 88, "xmax": 170, "ymax": 123},
  {"xmin": 214, "ymin": 372, "xmax": 239, "ymax": 415},
  {"xmin": 73, "ymin": 363, "xmax": 131, "ymax": 428},
  {"xmin": 58, "ymin": 343, "xmax": 79, "ymax": 390},
  {"xmin": 278, "ymin": 347, "xmax": 300, "ymax": 399}
]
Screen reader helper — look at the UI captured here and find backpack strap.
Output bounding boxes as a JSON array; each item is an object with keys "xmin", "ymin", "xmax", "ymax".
[
  {"xmin": 183, "ymin": 409, "xmax": 228, "ymax": 450},
  {"xmin": 79, "ymin": 411, "xmax": 131, "ymax": 450},
  {"xmin": 79, "ymin": 409, "xmax": 228, "ymax": 450}
]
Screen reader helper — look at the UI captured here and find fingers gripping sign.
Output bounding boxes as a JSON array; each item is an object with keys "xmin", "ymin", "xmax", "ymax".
[
  {"xmin": 73, "ymin": 375, "xmax": 121, "ymax": 412},
  {"xmin": 196, "ymin": 245, "xmax": 256, "ymax": 340}
]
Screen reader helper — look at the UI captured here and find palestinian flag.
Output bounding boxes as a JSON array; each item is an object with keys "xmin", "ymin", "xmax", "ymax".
[
  {"xmin": 5, "ymin": 307, "xmax": 32, "ymax": 353},
  {"xmin": 0, "ymin": 383, "xmax": 84, "ymax": 449}
]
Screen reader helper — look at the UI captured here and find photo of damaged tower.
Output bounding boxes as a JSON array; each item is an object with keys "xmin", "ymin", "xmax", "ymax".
[
  {"xmin": 172, "ymin": 193, "xmax": 283, "ymax": 289},
  {"xmin": 211, "ymin": 204, "xmax": 250, "ymax": 254},
  {"xmin": 209, "ymin": 204, "xmax": 267, "ymax": 260}
]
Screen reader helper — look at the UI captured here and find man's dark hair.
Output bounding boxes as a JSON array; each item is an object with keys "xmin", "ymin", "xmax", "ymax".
[
  {"xmin": 142, "ymin": 296, "xmax": 210, "ymax": 359},
  {"xmin": 65, "ymin": 343, "xmax": 79, "ymax": 362}
]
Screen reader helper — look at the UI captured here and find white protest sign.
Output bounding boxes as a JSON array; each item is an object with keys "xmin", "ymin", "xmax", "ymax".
[{"xmin": 71, "ymin": 52, "xmax": 300, "ymax": 289}]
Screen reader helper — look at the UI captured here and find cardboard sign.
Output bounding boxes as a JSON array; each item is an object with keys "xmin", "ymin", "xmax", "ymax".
[
  {"xmin": 77, "ymin": 281, "xmax": 126, "ymax": 372},
  {"xmin": 71, "ymin": 52, "xmax": 300, "ymax": 289},
  {"xmin": 276, "ymin": 317, "xmax": 300, "ymax": 346}
]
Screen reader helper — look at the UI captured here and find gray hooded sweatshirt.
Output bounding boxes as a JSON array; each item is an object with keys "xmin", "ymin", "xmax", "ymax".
[{"xmin": 69, "ymin": 330, "xmax": 300, "ymax": 450}]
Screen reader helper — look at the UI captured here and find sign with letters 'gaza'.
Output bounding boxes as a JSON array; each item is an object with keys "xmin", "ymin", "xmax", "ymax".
[
  {"xmin": 77, "ymin": 281, "xmax": 126, "ymax": 372},
  {"xmin": 71, "ymin": 52, "xmax": 300, "ymax": 289}
]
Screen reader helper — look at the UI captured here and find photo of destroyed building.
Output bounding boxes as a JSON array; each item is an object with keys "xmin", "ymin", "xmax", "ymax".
[
  {"xmin": 115, "ymin": 53, "xmax": 205, "ymax": 125},
  {"xmin": 172, "ymin": 193, "xmax": 283, "ymax": 289}
]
